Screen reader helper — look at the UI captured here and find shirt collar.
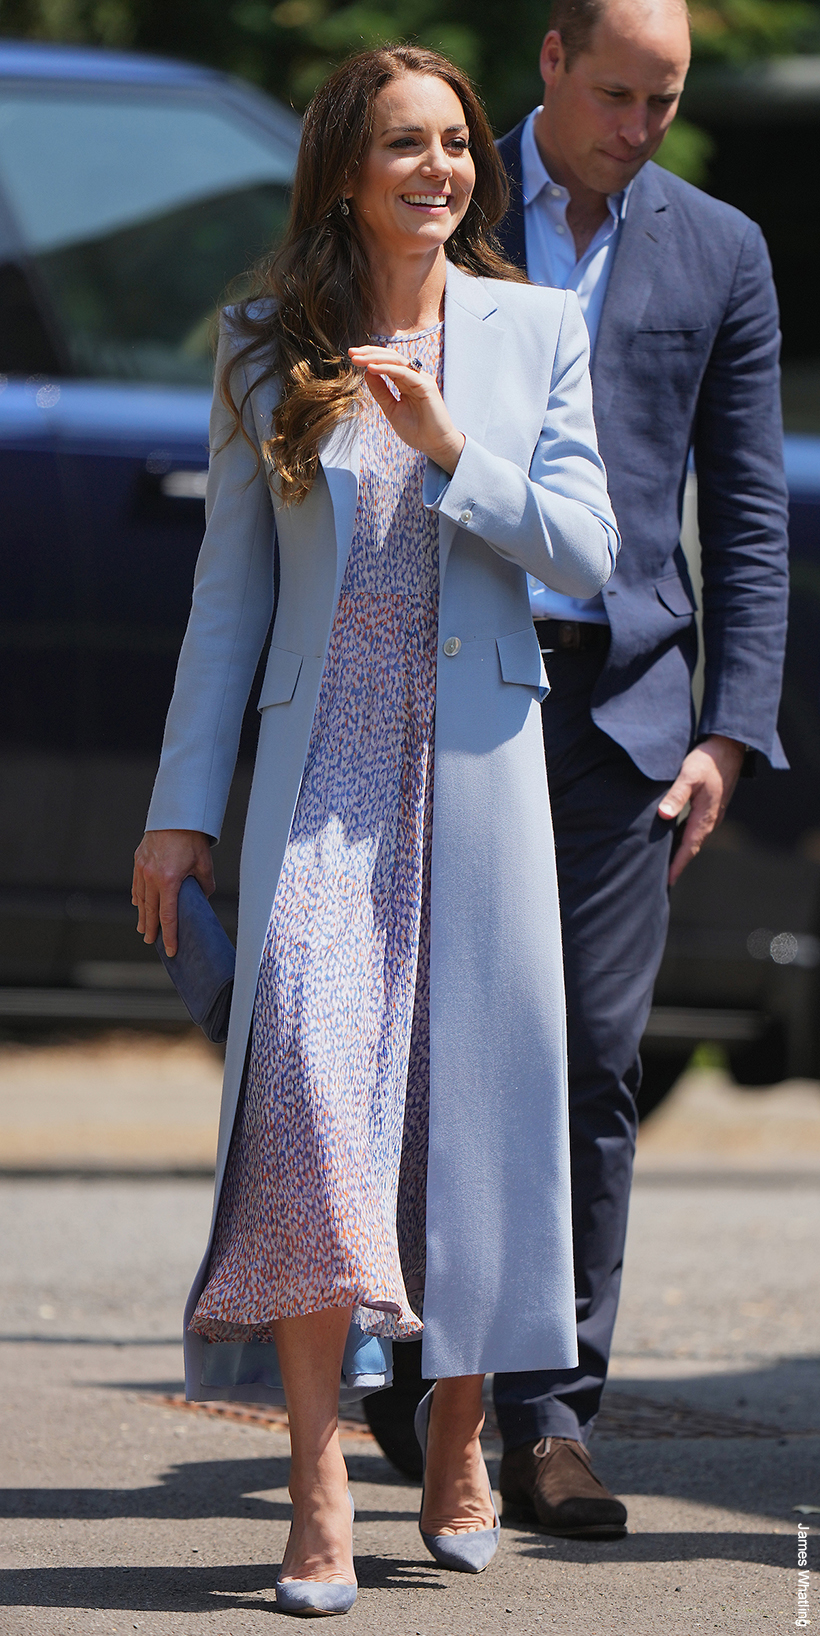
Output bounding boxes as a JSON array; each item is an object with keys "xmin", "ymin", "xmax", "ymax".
[{"xmin": 520, "ymin": 106, "xmax": 632, "ymax": 227}]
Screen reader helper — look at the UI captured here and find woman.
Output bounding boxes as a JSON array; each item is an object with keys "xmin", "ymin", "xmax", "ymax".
[{"xmin": 133, "ymin": 45, "xmax": 618, "ymax": 1616}]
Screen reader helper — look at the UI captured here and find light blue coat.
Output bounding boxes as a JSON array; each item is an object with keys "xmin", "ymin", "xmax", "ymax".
[{"xmin": 147, "ymin": 261, "xmax": 619, "ymax": 1402}]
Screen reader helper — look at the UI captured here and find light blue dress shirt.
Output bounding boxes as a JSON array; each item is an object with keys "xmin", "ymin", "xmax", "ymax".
[{"xmin": 522, "ymin": 108, "xmax": 631, "ymax": 624}]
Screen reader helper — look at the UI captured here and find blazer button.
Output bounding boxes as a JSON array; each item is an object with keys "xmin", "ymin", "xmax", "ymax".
[
  {"xmin": 443, "ymin": 636, "xmax": 461, "ymax": 657},
  {"xmin": 459, "ymin": 508, "xmax": 473, "ymax": 524}
]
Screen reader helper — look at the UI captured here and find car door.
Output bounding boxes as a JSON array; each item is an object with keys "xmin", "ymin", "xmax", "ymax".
[{"xmin": 0, "ymin": 61, "xmax": 297, "ymax": 996}]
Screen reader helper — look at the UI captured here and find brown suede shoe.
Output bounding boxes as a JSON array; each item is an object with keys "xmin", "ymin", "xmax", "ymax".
[{"xmin": 499, "ymin": 1437, "xmax": 628, "ymax": 1539}]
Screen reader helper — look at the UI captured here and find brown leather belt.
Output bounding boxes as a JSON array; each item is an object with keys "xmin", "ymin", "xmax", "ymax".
[{"xmin": 534, "ymin": 618, "xmax": 610, "ymax": 653}]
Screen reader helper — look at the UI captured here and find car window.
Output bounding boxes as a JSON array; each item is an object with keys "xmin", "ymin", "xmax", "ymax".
[{"xmin": 0, "ymin": 86, "xmax": 295, "ymax": 386}]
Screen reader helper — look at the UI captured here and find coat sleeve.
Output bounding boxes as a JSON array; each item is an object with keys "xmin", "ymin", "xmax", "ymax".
[
  {"xmin": 693, "ymin": 220, "xmax": 790, "ymax": 766},
  {"xmin": 145, "ymin": 314, "xmax": 277, "ymax": 841},
  {"xmin": 423, "ymin": 291, "xmax": 619, "ymax": 598}
]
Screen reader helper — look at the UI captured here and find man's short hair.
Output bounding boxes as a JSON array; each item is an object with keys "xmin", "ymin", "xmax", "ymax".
[
  {"xmin": 549, "ymin": 0, "xmax": 607, "ymax": 67},
  {"xmin": 549, "ymin": 0, "xmax": 691, "ymax": 69}
]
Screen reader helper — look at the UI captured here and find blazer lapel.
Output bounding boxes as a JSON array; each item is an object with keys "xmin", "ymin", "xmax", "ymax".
[
  {"xmin": 495, "ymin": 121, "xmax": 528, "ymax": 273},
  {"xmin": 443, "ymin": 264, "xmax": 504, "ymax": 444},
  {"xmin": 440, "ymin": 264, "xmax": 505, "ymax": 580},
  {"xmin": 592, "ymin": 163, "xmax": 671, "ymax": 421}
]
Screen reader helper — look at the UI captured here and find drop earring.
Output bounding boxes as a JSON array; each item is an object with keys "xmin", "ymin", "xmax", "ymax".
[{"xmin": 339, "ymin": 196, "xmax": 350, "ymax": 216}]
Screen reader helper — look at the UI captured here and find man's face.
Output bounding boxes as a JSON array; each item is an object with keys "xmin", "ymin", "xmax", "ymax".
[{"xmin": 538, "ymin": 0, "xmax": 691, "ymax": 196}]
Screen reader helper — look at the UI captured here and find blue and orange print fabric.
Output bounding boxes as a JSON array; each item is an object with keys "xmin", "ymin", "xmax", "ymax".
[{"xmin": 191, "ymin": 323, "xmax": 445, "ymax": 1345}]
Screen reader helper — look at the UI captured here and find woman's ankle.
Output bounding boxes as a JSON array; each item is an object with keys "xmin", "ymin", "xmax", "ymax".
[
  {"xmin": 288, "ymin": 1450, "xmax": 349, "ymax": 1509},
  {"xmin": 288, "ymin": 1479, "xmax": 349, "ymax": 1514},
  {"xmin": 429, "ymin": 1388, "xmax": 486, "ymax": 1447}
]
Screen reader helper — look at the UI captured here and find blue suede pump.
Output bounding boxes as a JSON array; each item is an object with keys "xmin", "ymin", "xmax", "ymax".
[
  {"xmin": 275, "ymin": 1490, "xmax": 357, "ymax": 1616},
  {"xmin": 414, "ymin": 1387, "xmax": 500, "ymax": 1573}
]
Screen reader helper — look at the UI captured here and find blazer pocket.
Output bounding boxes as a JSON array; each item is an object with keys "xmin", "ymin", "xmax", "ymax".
[
  {"xmin": 496, "ymin": 628, "xmax": 550, "ymax": 702},
  {"xmin": 655, "ymin": 574, "xmax": 696, "ymax": 618},
  {"xmin": 634, "ymin": 324, "xmax": 707, "ymax": 351},
  {"xmin": 258, "ymin": 645, "xmax": 304, "ymax": 709}
]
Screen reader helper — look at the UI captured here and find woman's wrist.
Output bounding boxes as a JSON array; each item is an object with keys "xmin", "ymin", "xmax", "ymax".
[{"xmin": 430, "ymin": 429, "xmax": 466, "ymax": 476}]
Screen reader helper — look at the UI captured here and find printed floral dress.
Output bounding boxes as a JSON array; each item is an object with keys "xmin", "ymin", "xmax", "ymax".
[{"xmin": 190, "ymin": 323, "xmax": 444, "ymax": 1345}]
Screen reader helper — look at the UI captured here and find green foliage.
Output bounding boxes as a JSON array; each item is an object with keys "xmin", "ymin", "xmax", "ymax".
[
  {"xmin": 689, "ymin": 0, "xmax": 820, "ymax": 63},
  {"xmin": 1, "ymin": 0, "xmax": 820, "ymax": 135},
  {"xmin": 654, "ymin": 116, "xmax": 715, "ymax": 186},
  {"xmin": 265, "ymin": 0, "xmax": 482, "ymax": 108},
  {"xmin": 0, "ymin": 0, "xmax": 135, "ymax": 44},
  {"xmin": 680, "ymin": 4, "xmax": 820, "ymax": 185},
  {"xmin": 0, "ymin": 0, "xmax": 543, "ymax": 125}
]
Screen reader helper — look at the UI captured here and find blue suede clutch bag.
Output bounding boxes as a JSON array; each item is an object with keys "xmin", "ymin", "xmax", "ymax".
[{"xmin": 154, "ymin": 876, "xmax": 236, "ymax": 1044}]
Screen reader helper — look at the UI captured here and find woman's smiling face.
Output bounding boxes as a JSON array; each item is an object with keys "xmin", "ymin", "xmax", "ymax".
[{"xmin": 348, "ymin": 72, "xmax": 476, "ymax": 258}]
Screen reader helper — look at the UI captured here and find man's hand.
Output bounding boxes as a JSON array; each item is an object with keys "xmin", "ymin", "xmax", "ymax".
[{"xmin": 659, "ymin": 735, "xmax": 746, "ymax": 887}]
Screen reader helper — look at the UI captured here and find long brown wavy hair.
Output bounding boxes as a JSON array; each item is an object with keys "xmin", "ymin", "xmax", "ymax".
[{"xmin": 219, "ymin": 44, "xmax": 526, "ymax": 505}]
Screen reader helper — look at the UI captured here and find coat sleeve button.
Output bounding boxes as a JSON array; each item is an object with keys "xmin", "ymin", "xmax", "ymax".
[
  {"xmin": 443, "ymin": 636, "xmax": 461, "ymax": 657},
  {"xmin": 459, "ymin": 508, "xmax": 473, "ymax": 524}
]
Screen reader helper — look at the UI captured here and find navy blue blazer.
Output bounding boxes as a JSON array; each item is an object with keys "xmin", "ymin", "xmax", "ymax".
[{"xmin": 497, "ymin": 120, "xmax": 790, "ymax": 779}]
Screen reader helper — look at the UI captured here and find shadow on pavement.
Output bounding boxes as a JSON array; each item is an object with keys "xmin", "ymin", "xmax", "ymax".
[
  {"xmin": 0, "ymin": 1530, "xmax": 796, "ymax": 1614},
  {"xmin": 603, "ymin": 1355, "xmax": 820, "ymax": 1435},
  {"xmin": 0, "ymin": 1557, "xmax": 439, "ymax": 1612},
  {"xmin": 0, "ymin": 1456, "xmax": 420, "ymax": 1524},
  {"xmin": 511, "ymin": 1531, "xmax": 794, "ymax": 1568}
]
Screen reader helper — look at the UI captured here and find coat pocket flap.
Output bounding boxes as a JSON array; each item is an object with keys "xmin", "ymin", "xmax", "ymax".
[
  {"xmin": 258, "ymin": 646, "xmax": 304, "ymax": 709},
  {"xmin": 496, "ymin": 628, "xmax": 550, "ymax": 700},
  {"xmin": 655, "ymin": 574, "xmax": 696, "ymax": 618}
]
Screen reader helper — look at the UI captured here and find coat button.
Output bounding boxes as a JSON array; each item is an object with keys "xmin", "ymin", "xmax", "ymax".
[
  {"xmin": 443, "ymin": 636, "xmax": 461, "ymax": 657},
  {"xmin": 459, "ymin": 508, "xmax": 473, "ymax": 524}
]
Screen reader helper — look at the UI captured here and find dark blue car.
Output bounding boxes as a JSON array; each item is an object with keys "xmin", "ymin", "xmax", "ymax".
[
  {"xmin": 0, "ymin": 41, "xmax": 299, "ymax": 1018},
  {"xmin": 1, "ymin": 40, "xmax": 819, "ymax": 1102}
]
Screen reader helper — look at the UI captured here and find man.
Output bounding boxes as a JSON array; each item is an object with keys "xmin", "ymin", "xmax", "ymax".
[{"xmin": 364, "ymin": 0, "xmax": 789, "ymax": 1536}]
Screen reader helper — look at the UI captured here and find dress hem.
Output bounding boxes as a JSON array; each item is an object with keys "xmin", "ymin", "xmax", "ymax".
[{"xmin": 189, "ymin": 1294, "xmax": 423, "ymax": 1346}]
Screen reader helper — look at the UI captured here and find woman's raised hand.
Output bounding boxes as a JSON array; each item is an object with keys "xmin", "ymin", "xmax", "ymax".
[
  {"xmin": 348, "ymin": 346, "xmax": 466, "ymax": 475},
  {"xmin": 132, "ymin": 829, "xmax": 215, "ymax": 959}
]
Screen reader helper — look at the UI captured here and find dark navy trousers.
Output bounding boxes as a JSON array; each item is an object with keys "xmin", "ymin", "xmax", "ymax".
[{"xmin": 493, "ymin": 636, "xmax": 675, "ymax": 1449}]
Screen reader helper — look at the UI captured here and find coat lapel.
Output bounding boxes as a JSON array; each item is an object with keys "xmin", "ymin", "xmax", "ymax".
[
  {"xmin": 318, "ymin": 410, "xmax": 360, "ymax": 597},
  {"xmin": 315, "ymin": 264, "xmax": 505, "ymax": 592},
  {"xmin": 591, "ymin": 163, "xmax": 671, "ymax": 421}
]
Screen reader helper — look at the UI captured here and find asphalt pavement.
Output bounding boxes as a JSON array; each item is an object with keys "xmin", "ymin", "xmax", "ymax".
[{"xmin": 1, "ymin": 1037, "xmax": 818, "ymax": 1634}]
